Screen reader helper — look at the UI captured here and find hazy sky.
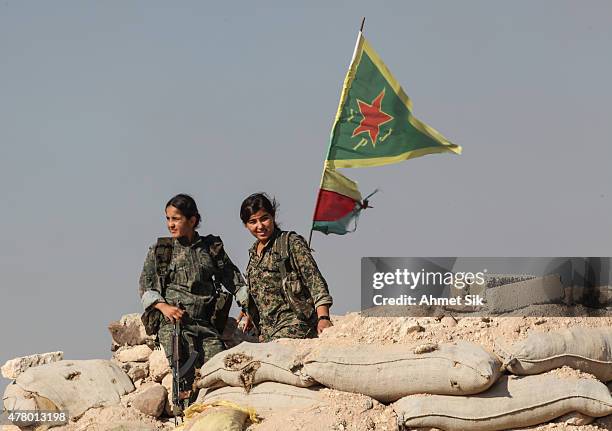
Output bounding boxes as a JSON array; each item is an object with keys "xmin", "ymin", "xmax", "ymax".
[{"xmin": 2, "ymin": 1, "xmax": 611, "ymax": 395}]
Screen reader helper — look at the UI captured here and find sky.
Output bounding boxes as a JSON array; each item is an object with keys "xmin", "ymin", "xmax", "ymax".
[{"xmin": 1, "ymin": 1, "xmax": 612, "ymax": 395}]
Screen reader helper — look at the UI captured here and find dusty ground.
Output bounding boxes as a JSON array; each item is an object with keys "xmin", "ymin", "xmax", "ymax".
[
  {"xmin": 314, "ymin": 308, "xmax": 612, "ymax": 355},
  {"xmin": 245, "ymin": 389, "xmax": 397, "ymax": 431}
]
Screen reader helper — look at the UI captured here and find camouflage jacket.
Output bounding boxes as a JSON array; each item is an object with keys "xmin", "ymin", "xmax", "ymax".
[
  {"xmin": 139, "ymin": 232, "xmax": 245, "ymax": 320},
  {"xmin": 246, "ymin": 229, "xmax": 333, "ymax": 340}
]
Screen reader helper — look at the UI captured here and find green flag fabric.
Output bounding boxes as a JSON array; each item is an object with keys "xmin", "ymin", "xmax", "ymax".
[{"xmin": 325, "ymin": 32, "xmax": 461, "ymax": 168}]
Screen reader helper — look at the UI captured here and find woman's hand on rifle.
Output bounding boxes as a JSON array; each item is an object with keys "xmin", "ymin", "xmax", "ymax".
[{"xmin": 155, "ymin": 302, "xmax": 185, "ymax": 323}]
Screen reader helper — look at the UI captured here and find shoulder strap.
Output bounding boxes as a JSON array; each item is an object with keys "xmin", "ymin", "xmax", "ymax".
[
  {"xmin": 154, "ymin": 237, "xmax": 173, "ymax": 292},
  {"xmin": 274, "ymin": 231, "xmax": 295, "ymax": 281},
  {"xmin": 202, "ymin": 234, "xmax": 225, "ymax": 273},
  {"xmin": 276, "ymin": 231, "xmax": 292, "ymax": 260},
  {"xmin": 155, "ymin": 237, "xmax": 173, "ymax": 274}
]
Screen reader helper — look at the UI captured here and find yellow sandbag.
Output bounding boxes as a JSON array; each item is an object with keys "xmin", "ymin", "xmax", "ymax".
[{"xmin": 174, "ymin": 400, "xmax": 258, "ymax": 431}]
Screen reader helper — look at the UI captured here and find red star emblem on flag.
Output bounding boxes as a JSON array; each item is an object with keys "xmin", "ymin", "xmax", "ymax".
[{"xmin": 352, "ymin": 89, "xmax": 394, "ymax": 147}]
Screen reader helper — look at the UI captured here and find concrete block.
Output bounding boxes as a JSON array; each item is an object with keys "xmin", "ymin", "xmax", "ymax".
[{"xmin": 486, "ymin": 274, "xmax": 564, "ymax": 313}]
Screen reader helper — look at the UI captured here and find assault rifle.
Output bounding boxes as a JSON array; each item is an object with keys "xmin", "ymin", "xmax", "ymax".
[{"xmin": 171, "ymin": 311, "xmax": 198, "ymax": 426}]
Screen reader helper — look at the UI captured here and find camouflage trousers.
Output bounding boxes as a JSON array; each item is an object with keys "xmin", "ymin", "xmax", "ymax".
[
  {"xmin": 262, "ymin": 319, "xmax": 318, "ymax": 342},
  {"xmin": 158, "ymin": 316, "xmax": 225, "ymax": 399}
]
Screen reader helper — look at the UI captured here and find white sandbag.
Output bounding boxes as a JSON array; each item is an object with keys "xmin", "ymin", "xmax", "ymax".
[
  {"xmin": 198, "ymin": 382, "xmax": 324, "ymax": 417},
  {"xmin": 3, "ymin": 382, "xmax": 60, "ymax": 427},
  {"xmin": 197, "ymin": 342, "xmax": 313, "ymax": 391},
  {"xmin": 502, "ymin": 327, "xmax": 612, "ymax": 381},
  {"xmin": 394, "ymin": 374, "xmax": 612, "ymax": 431},
  {"xmin": 14, "ymin": 359, "xmax": 135, "ymax": 419},
  {"xmin": 302, "ymin": 341, "xmax": 501, "ymax": 402},
  {"xmin": 3, "ymin": 382, "xmax": 39, "ymax": 412}
]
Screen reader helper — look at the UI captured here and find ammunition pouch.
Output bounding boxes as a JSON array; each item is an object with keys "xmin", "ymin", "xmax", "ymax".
[
  {"xmin": 165, "ymin": 284, "xmax": 234, "ymax": 334},
  {"xmin": 141, "ymin": 234, "xmax": 238, "ymax": 339},
  {"xmin": 281, "ymin": 272, "xmax": 315, "ymax": 321},
  {"xmin": 165, "ymin": 286, "xmax": 216, "ymax": 321},
  {"xmin": 276, "ymin": 231, "xmax": 316, "ymax": 322}
]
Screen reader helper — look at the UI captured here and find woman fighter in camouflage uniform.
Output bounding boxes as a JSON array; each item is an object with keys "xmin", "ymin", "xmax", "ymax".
[
  {"xmin": 238, "ymin": 193, "xmax": 333, "ymax": 342},
  {"xmin": 138, "ymin": 194, "xmax": 248, "ymax": 404}
]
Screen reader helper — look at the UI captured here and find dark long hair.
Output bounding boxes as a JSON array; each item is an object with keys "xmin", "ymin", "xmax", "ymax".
[
  {"xmin": 240, "ymin": 192, "xmax": 279, "ymax": 229},
  {"xmin": 166, "ymin": 194, "xmax": 201, "ymax": 228}
]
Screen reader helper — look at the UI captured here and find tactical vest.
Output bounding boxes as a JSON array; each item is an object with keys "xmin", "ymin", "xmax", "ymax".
[
  {"xmin": 141, "ymin": 236, "xmax": 232, "ymax": 336},
  {"xmin": 274, "ymin": 231, "xmax": 316, "ymax": 321}
]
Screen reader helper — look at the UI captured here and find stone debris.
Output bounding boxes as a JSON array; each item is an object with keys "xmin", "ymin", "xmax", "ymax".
[
  {"xmin": 108, "ymin": 313, "xmax": 155, "ymax": 348},
  {"xmin": 441, "ymin": 315, "xmax": 458, "ymax": 327},
  {"xmin": 161, "ymin": 372, "xmax": 174, "ymax": 416},
  {"xmin": 1, "ymin": 351, "xmax": 63, "ymax": 379},
  {"xmin": 115, "ymin": 344, "xmax": 153, "ymax": 362},
  {"xmin": 121, "ymin": 360, "xmax": 149, "ymax": 382},
  {"xmin": 148, "ymin": 346, "xmax": 170, "ymax": 382},
  {"xmin": 413, "ymin": 343, "xmax": 438, "ymax": 354},
  {"xmin": 129, "ymin": 382, "xmax": 168, "ymax": 418}
]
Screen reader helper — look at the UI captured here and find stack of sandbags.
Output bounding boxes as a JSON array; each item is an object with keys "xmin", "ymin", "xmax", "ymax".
[
  {"xmin": 394, "ymin": 374, "xmax": 612, "ymax": 430},
  {"xmin": 196, "ymin": 340, "xmax": 503, "ymax": 424},
  {"xmin": 196, "ymin": 342, "xmax": 328, "ymax": 421},
  {"xmin": 394, "ymin": 326, "xmax": 612, "ymax": 430},
  {"xmin": 197, "ymin": 326, "xmax": 612, "ymax": 430},
  {"xmin": 500, "ymin": 326, "xmax": 612, "ymax": 381}
]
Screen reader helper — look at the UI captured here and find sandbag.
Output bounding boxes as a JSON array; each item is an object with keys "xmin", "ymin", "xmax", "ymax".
[
  {"xmin": 302, "ymin": 341, "xmax": 501, "ymax": 402},
  {"xmin": 177, "ymin": 401, "xmax": 257, "ymax": 431},
  {"xmin": 394, "ymin": 374, "xmax": 612, "ymax": 431},
  {"xmin": 185, "ymin": 406, "xmax": 246, "ymax": 431},
  {"xmin": 199, "ymin": 382, "xmax": 324, "ymax": 417},
  {"xmin": 502, "ymin": 327, "xmax": 612, "ymax": 381},
  {"xmin": 197, "ymin": 342, "xmax": 313, "ymax": 391},
  {"xmin": 3, "ymin": 382, "xmax": 60, "ymax": 427},
  {"xmin": 3, "ymin": 382, "xmax": 40, "ymax": 412},
  {"xmin": 13, "ymin": 359, "xmax": 134, "ymax": 419}
]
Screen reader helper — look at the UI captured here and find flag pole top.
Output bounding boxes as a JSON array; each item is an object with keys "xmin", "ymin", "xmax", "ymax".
[{"xmin": 360, "ymin": 17, "xmax": 365, "ymax": 33}]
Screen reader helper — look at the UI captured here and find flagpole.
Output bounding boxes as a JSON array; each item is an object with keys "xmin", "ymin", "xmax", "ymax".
[{"xmin": 308, "ymin": 18, "xmax": 366, "ymax": 248}]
